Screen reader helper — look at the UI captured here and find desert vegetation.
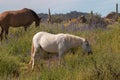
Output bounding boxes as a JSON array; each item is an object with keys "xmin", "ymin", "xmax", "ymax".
[
  {"xmin": 0, "ymin": 3, "xmax": 120, "ymax": 79},
  {"xmin": 0, "ymin": 18, "xmax": 120, "ymax": 80}
]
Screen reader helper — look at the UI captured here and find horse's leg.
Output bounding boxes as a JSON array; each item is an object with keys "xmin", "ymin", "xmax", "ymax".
[
  {"xmin": 58, "ymin": 51, "xmax": 66, "ymax": 67},
  {"xmin": 58, "ymin": 51, "xmax": 62, "ymax": 65},
  {"xmin": 5, "ymin": 27, "xmax": 9, "ymax": 40},
  {"xmin": 58, "ymin": 40, "xmax": 67, "ymax": 66},
  {"xmin": 48, "ymin": 53, "xmax": 52, "ymax": 69},
  {"xmin": 58, "ymin": 48, "xmax": 67, "ymax": 66},
  {"xmin": 24, "ymin": 26, "xmax": 28, "ymax": 31},
  {"xmin": 0, "ymin": 28, "xmax": 4, "ymax": 41}
]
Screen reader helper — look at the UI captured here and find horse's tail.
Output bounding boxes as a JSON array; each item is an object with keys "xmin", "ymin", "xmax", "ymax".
[
  {"xmin": 31, "ymin": 42, "xmax": 34, "ymax": 56},
  {"xmin": 29, "ymin": 42, "xmax": 34, "ymax": 64}
]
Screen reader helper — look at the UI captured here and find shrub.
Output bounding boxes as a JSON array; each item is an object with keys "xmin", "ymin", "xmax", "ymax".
[{"xmin": 0, "ymin": 55, "xmax": 20, "ymax": 78}]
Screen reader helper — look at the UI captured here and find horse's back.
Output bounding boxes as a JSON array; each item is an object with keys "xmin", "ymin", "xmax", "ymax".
[
  {"xmin": 33, "ymin": 32, "xmax": 65, "ymax": 53},
  {"xmin": 0, "ymin": 8, "xmax": 34, "ymax": 26},
  {"xmin": 33, "ymin": 31, "xmax": 57, "ymax": 46},
  {"xmin": 33, "ymin": 32, "xmax": 65, "ymax": 43}
]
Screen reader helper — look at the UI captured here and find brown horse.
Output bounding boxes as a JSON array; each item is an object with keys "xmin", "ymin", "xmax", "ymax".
[{"xmin": 0, "ymin": 8, "xmax": 42, "ymax": 41}]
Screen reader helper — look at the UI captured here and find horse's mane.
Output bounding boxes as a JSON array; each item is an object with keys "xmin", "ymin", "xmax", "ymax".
[
  {"xmin": 23, "ymin": 8, "xmax": 40, "ymax": 21},
  {"xmin": 65, "ymin": 34, "xmax": 86, "ymax": 43}
]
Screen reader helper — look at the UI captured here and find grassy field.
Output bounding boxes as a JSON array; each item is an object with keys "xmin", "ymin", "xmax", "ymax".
[{"xmin": 0, "ymin": 22, "xmax": 120, "ymax": 80}]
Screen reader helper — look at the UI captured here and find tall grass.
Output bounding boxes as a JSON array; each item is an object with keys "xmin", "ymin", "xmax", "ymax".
[{"xmin": 0, "ymin": 23, "xmax": 120, "ymax": 80}]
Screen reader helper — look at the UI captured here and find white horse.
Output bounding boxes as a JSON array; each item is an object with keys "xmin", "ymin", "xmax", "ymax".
[{"xmin": 29, "ymin": 31, "xmax": 92, "ymax": 70}]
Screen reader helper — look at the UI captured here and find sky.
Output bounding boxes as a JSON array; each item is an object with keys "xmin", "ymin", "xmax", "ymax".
[{"xmin": 0, "ymin": 0, "xmax": 120, "ymax": 17}]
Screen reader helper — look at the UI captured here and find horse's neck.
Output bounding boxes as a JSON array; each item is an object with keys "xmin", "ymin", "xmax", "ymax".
[
  {"xmin": 66, "ymin": 35, "xmax": 85, "ymax": 48},
  {"xmin": 71, "ymin": 38, "xmax": 83, "ymax": 47}
]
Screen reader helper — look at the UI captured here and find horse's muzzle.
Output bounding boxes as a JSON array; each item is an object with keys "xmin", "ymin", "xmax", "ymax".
[{"xmin": 88, "ymin": 51, "xmax": 93, "ymax": 55}]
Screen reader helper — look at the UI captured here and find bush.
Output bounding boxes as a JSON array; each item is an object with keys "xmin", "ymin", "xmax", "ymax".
[
  {"xmin": 0, "ymin": 23, "xmax": 120, "ymax": 80},
  {"xmin": 0, "ymin": 55, "xmax": 20, "ymax": 78}
]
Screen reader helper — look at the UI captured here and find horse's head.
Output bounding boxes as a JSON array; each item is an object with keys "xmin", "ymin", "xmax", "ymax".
[
  {"xmin": 35, "ymin": 17, "xmax": 42, "ymax": 27},
  {"xmin": 82, "ymin": 39, "xmax": 93, "ymax": 55}
]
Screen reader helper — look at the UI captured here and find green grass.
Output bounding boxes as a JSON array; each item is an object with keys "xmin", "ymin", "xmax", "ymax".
[{"xmin": 0, "ymin": 23, "xmax": 120, "ymax": 80}]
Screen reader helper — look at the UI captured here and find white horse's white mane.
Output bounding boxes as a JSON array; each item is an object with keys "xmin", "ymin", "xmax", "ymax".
[{"xmin": 64, "ymin": 33, "xmax": 86, "ymax": 42}]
